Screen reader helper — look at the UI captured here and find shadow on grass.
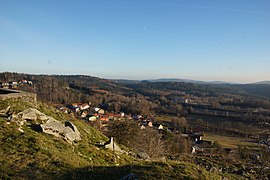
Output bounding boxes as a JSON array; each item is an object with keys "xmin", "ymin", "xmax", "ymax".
[
  {"xmin": 60, "ymin": 164, "xmax": 152, "ymax": 180},
  {"xmin": 1, "ymin": 164, "xmax": 154, "ymax": 180},
  {"xmin": 2, "ymin": 162, "xmax": 195, "ymax": 179}
]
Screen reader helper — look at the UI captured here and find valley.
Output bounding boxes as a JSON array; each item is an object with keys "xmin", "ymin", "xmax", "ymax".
[{"xmin": 1, "ymin": 72, "xmax": 270, "ymax": 179}]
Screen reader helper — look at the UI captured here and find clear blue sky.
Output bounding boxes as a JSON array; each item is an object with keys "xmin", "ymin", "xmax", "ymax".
[{"xmin": 0, "ymin": 0, "xmax": 269, "ymax": 83}]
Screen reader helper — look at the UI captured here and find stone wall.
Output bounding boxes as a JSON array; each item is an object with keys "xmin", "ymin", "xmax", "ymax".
[{"xmin": 0, "ymin": 88, "xmax": 37, "ymax": 103}]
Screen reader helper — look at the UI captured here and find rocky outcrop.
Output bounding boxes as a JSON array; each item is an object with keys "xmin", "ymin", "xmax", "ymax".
[
  {"xmin": 10, "ymin": 108, "xmax": 81, "ymax": 144},
  {"xmin": 16, "ymin": 108, "xmax": 49, "ymax": 122},
  {"xmin": 137, "ymin": 151, "xmax": 150, "ymax": 160},
  {"xmin": 41, "ymin": 119, "xmax": 81, "ymax": 143}
]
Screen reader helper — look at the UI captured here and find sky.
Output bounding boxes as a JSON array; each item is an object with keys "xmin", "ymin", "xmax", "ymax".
[{"xmin": 0, "ymin": 0, "xmax": 269, "ymax": 83}]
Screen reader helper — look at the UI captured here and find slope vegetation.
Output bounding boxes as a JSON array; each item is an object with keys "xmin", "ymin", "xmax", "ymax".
[{"xmin": 0, "ymin": 98, "xmax": 236, "ymax": 179}]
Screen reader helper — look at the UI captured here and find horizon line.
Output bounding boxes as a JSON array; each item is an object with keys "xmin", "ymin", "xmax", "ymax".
[{"xmin": 1, "ymin": 71, "xmax": 269, "ymax": 85}]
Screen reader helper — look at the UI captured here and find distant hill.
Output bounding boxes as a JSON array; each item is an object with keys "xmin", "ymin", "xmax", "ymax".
[
  {"xmin": 1, "ymin": 72, "xmax": 270, "ymax": 102},
  {"xmin": 252, "ymin": 81, "xmax": 270, "ymax": 85},
  {"xmin": 145, "ymin": 78, "xmax": 235, "ymax": 85},
  {"xmin": 236, "ymin": 84, "xmax": 270, "ymax": 99},
  {"xmin": 145, "ymin": 78, "xmax": 206, "ymax": 84},
  {"xmin": 113, "ymin": 79, "xmax": 141, "ymax": 83}
]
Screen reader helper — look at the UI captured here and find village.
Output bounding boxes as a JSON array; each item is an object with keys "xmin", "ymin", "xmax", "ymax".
[
  {"xmin": 59, "ymin": 101, "xmax": 163, "ymax": 132},
  {"xmin": 57, "ymin": 101, "xmax": 231, "ymax": 155}
]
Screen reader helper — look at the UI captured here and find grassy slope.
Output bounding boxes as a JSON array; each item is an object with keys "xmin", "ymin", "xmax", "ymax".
[
  {"xmin": 0, "ymin": 99, "xmax": 133, "ymax": 179},
  {"xmin": 0, "ymin": 99, "xmax": 239, "ymax": 179}
]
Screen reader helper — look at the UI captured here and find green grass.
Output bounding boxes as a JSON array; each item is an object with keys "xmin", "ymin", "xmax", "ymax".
[
  {"xmin": 62, "ymin": 161, "xmax": 232, "ymax": 180},
  {"xmin": 203, "ymin": 133, "xmax": 260, "ymax": 149},
  {"xmin": 0, "ymin": 99, "xmax": 135, "ymax": 179},
  {"xmin": 155, "ymin": 115, "xmax": 175, "ymax": 122}
]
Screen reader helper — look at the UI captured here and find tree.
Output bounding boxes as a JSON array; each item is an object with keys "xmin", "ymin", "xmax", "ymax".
[
  {"xmin": 171, "ymin": 117, "xmax": 187, "ymax": 132},
  {"xmin": 108, "ymin": 121, "xmax": 165, "ymax": 159},
  {"xmin": 108, "ymin": 120, "xmax": 140, "ymax": 146},
  {"xmin": 134, "ymin": 128, "xmax": 165, "ymax": 159}
]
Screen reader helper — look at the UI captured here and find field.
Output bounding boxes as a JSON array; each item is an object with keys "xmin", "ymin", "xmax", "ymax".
[
  {"xmin": 155, "ymin": 115, "xmax": 175, "ymax": 122},
  {"xmin": 203, "ymin": 133, "xmax": 260, "ymax": 149},
  {"xmin": 187, "ymin": 114, "xmax": 240, "ymax": 124}
]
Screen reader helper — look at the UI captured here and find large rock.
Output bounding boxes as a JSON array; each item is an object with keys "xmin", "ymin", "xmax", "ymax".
[
  {"xmin": 64, "ymin": 121, "xmax": 81, "ymax": 143},
  {"xmin": 41, "ymin": 119, "xmax": 81, "ymax": 143},
  {"xmin": 13, "ymin": 108, "xmax": 49, "ymax": 123},
  {"xmin": 0, "ymin": 106, "xmax": 11, "ymax": 117},
  {"xmin": 137, "ymin": 151, "xmax": 150, "ymax": 160},
  {"xmin": 11, "ymin": 108, "xmax": 81, "ymax": 144}
]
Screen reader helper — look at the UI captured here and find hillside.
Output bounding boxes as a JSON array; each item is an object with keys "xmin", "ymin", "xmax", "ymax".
[
  {"xmin": 236, "ymin": 84, "xmax": 270, "ymax": 99},
  {"xmin": 0, "ymin": 98, "xmax": 132, "ymax": 179},
  {"xmin": 0, "ymin": 98, "xmax": 235, "ymax": 179},
  {"xmin": 1, "ymin": 74, "xmax": 270, "ymax": 179},
  {"xmin": 1, "ymin": 72, "xmax": 270, "ymax": 103}
]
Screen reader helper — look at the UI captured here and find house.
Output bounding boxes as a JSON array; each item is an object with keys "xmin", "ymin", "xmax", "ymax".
[
  {"xmin": 80, "ymin": 103, "xmax": 90, "ymax": 110},
  {"xmin": 173, "ymin": 98, "xmax": 189, "ymax": 104},
  {"xmin": 70, "ymin": 103, "xmax": 83, "ymax": 112},
  {"xmin": 28, "ymin": 81, "xmax": 33, "ymax": 85},
  {"xmin": 189, "ymin": 134, "xmax": 203, "ymax": 143},
  {"xmin": 89, "ymin": 116, "xmax": 97, "ymax": 122},
  {"xmin": 107, "ymin": 112, "xmax": 117, "ymax": 120},
  {"xmin": 2, "ymin": 82, "xmax": 10, "ymax": 89},
  {"xmin": 120, "ymin": 112, "xmax": 125, "ymax": 117},
  {"xmin": 108, "ymin": 112, "xmax": 114, "ymax": 116},
  {"xmin": 94, "ymin": 108, "xmax": 105, "ymax": 114},
  {"xmin": 11, "ymin": 82, "xmax": 18, "ymax": 89},
  {"xmin": 132, "ymin": 115, "xmax": 143, "ymax": 120},
  {"xmin": 113, "ymin": 113, "xmax": 123, "ymax": 120},
  {"xmin": 72, "ymin": 103, "xmax": 82, "ymax": 108},
  {"xmin": 98, "ymin": 109, "xmax": 105, "ymax": 114},
  {"xmin": 185, "ymin": 99, "xmax": 195, "ymax": 104},
  {"xmin": 60, "ymin": 107, "xmax": 69, "ymax": 114},
  {"xmin": 100, "ymin": 114, "xmax": 109, "ymax": 121},
  {"xmin": 19, "ymin": 79, "xmax": 28, "ymax": 84},
  {"xmin": 81, "ymin": 111, "xmax": 89, "ymax": 118},
  {"xmin": 191, "ymin": 140, "xmax": 213, "ymax": 154}
]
